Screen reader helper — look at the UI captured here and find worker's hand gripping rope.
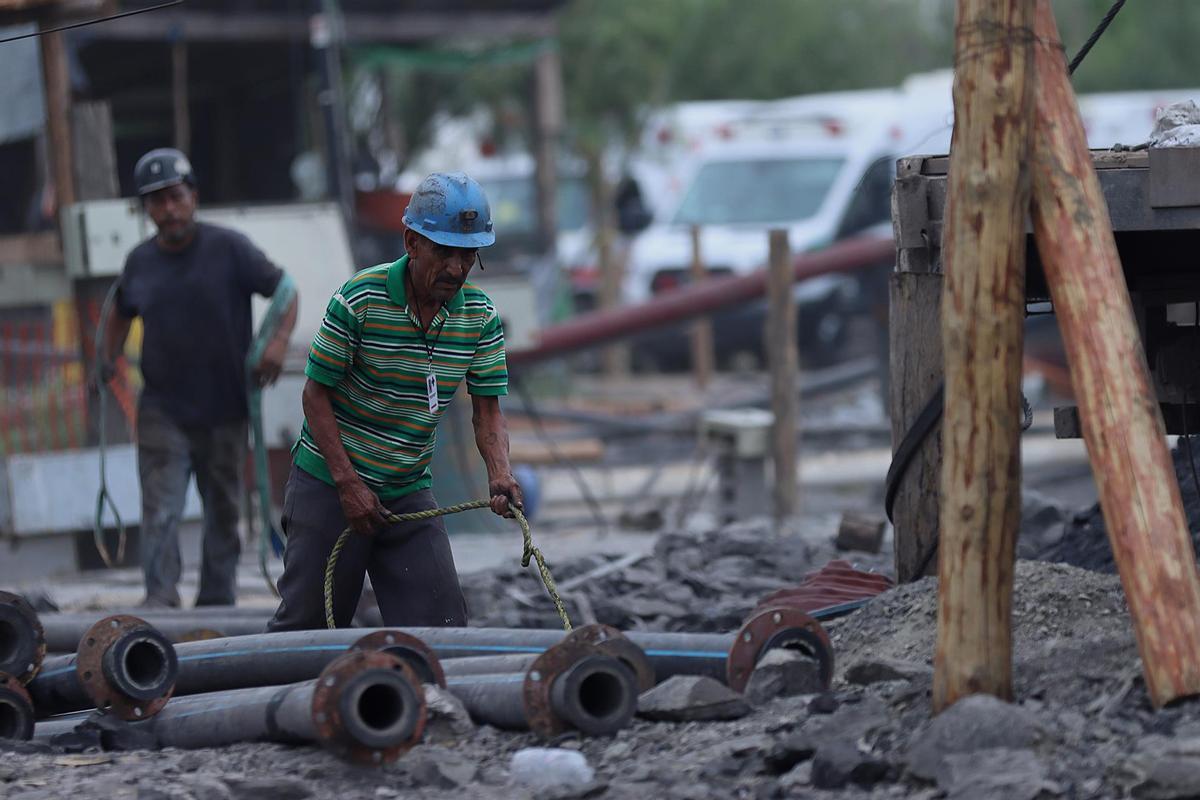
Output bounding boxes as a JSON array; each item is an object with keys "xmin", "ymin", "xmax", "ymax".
[{"xmin": 323, "ymin": 500, "xmax": 572, "ymax": 631}]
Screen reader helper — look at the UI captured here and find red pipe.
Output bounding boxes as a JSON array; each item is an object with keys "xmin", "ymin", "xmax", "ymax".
[{"xmin": 508, "ymin": 234, "xmax": 894, "ymax": 368}]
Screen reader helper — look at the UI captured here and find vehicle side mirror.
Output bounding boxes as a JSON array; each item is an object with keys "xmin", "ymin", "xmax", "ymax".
[
  {"xmin": 614, "ymin": 177, "xmax": 653, "ymax": 235},
  {"xmin": 616, "ymin": 198, "xmax": 653, "ymax": 235}
]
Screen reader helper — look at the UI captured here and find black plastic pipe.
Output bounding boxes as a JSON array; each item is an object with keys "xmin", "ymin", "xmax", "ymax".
[
  {"xmin": 39, "ymin": 615, "xmax": 269, "ymax": 653},
  {"xmin": 169, "ymin": 629, "xmax": 442, "ymax": 697},
  {"xmin": 34, "ymin": 651, "xmax": 425, "ymax": 764},
  {"xmin": 165, "ymin": 627, "xmax": 733, "ymax": 690},
  {"xmin": 404, "ymin": 627, "xmax": 733, "ymax": 683}
]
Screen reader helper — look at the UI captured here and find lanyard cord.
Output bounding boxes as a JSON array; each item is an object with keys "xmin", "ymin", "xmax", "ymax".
[
  {"xmin": 414, "ymin": 311, "xmax": 447, "ymax": 367},
  {"xmin": 406, "ymin": 272, "xmax": 448, "ymax": 367}
]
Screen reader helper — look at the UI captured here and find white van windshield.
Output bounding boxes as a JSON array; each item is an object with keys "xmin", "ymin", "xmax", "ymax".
[
  {"xmin": 673, "ymin": 157, "xmax": 844, "ymax": 226},
  {"xmin": 481, "ymin": 176, "xmax": 591, "ymax": 234}
]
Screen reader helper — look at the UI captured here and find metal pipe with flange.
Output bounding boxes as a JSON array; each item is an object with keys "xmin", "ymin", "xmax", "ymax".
[
  {"xmin": 445, "ymin": 639, "xmax": 637, "ymax": 738},
  {"xmin": 27, "ymin": 616, "xmax": 177, "ymax": 720},
  {"xmin": 0, "ymin": 591, "xmax": 46, "ymax": 683},
  {"xmin": 34, "ymin": 650, "xmax": 426, "ymax": 765},
  {"xmin": 0, "ymin": 672, "xmax": 35, "ymax": 740}
]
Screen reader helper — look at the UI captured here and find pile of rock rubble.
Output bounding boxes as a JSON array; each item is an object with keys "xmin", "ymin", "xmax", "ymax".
[{"xmin": 452, "ymin": 520, "xmax": 891, "ymax": 633}]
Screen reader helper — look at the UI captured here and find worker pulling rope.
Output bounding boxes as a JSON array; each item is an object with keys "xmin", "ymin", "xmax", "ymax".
[
  {"xmin": 323, "ymin": 500, "xmax": 571, "ymax": 631},
  {"xmin": 246, "ymin": 273, "xmax": 298, "ymax": 598}
]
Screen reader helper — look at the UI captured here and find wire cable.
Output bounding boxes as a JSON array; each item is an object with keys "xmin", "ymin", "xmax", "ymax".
[
  {"xmin": 1067, "ymin": 0, "xmax": 1128, "ymax": 76},
  {"xmin": 0, "ymin": 0, "xmax": 184, "ymax": 45}
]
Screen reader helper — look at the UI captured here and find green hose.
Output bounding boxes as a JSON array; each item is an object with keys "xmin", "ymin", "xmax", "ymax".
[
  {"xmin": 92, "ymin": 280, "xmax": 127, "ymax": 568},
  {"xmin": 246, "ymin": 273, "xmax": 297, "ymax": 597}
]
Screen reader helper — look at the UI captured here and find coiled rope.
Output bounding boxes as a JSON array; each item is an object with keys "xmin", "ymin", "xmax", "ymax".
[{"xmin": 323, "ymin": 500, "xmax": 572, "ymax": 631}]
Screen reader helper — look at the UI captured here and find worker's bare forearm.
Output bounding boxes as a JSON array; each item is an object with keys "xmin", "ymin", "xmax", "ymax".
[
  {"xmin": 471, "ymin": 394, "xmax": 512, "ymax": 480},
  {"xmin": 301, "ymin": 378, "xmax": 360, "ymax": 488},
  {"xmin": 270, "ymin": 295, "xmax": 299, "ymax": 349}
]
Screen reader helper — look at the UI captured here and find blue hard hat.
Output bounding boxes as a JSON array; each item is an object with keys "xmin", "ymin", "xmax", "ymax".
[{"xmin": 403, "ymin": 172, "xmax": 496, "ymax": 248}]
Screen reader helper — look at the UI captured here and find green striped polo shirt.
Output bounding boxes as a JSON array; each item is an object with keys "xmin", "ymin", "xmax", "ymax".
[{"xmin": 294, "ymin": 254, "xmax": 508, "ymax": 499}]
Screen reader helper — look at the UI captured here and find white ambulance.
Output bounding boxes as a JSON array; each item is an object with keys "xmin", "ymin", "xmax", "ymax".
[{"xmin": 622, "ymin": 76, "xmax": 952, "ymax": 369}]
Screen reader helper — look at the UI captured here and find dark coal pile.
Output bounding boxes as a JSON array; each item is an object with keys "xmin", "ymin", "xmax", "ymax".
[
  {"xmin": 1039, "ymin": 438, "xmax": 1200, "ymax": 572},
  {"xmin": 457, "ymin": 520, "xmax": 889, "ymax": 632}
]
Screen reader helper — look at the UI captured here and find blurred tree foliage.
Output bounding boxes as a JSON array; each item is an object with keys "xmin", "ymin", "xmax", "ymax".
[
  {"xmin": 372, "ymin": 0, "xmax": 1200, "ymax": 160},
  {"xmin": 1054, "ymin": 0, "xmax": 1200, "ymax": 92}
]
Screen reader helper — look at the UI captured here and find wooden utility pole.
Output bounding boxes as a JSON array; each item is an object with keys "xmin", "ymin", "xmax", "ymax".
[
  {"xmin": 172, "ymin": 38, "xmax": 191, "ymax": 155},
  {"xmin": 933, "ymin": 0, "xmax": 1034, "ymax": 713},
  {"xmin": 1029, "ymin": 0, "xmax": 1200, "ymax": 708},
  {"xmin": 766, "ymin": 229, "xmax": 799, "ymax": 522},
  {"xmin": 40, "ymin": 29, "xmax": 75, "ymax": 213},
  {"xmin": 688, "ymin": 225, "xmax": 714, "ymax": 389}
]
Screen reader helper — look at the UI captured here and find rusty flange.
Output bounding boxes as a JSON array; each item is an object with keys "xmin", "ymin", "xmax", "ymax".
[
  {"xmin": 564, "ymin": 623, "xmax": 655, "ymax": 692},
  {"xmin": 0, "ymin": 591, "xmax": 46, "ymax": 684},
  {"xmin": 521, "ymin": 638, "xmax": 600, "ymax": 739},
  {"xmin": 726, "ymin": 605, "xmax": 833, "ymax": 693},
  {"xmin": 0, "ymin": 671, "xmax": 34, "ymax": 740},
  {"xmin": 350, "ymin": 630, "xmax": 446, "ymax": 688},
  {"xmin": 75, "ymin": 615, "xmax": 177, "ymax": 721},
  {"xmin": 311, "ymin": 649, "xmax": 426, "ymax": 766}
]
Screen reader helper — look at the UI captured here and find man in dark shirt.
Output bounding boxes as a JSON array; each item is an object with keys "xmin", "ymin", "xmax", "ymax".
[{"xmin": 101, "ymin": 148, "xmax": 298, "ymax": 607}]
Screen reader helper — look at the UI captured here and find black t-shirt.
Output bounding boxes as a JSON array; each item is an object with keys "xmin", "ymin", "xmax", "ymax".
[{"xmin": 116, "ymin": 222, "xmax": 283, "ymax": 427}]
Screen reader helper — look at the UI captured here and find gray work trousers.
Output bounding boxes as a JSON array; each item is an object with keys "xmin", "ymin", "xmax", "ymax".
[
  {"xmin": 136, "ymin": 400, "xmax": 246, "ymax": 607},
  {"xmin": 267, "ymin": 465, "xmax": 468, "ymax": 631}
]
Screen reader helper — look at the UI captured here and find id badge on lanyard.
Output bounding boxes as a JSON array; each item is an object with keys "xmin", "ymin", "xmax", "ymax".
[{"xmin": 426, "ymin": 370, "xmax": 439, "ymax": 412}]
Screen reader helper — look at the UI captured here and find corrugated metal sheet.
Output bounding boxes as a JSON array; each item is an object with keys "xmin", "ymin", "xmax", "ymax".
[{"xmin": 758, "ymin": 559, "xmax": 893, "ymax": 613}]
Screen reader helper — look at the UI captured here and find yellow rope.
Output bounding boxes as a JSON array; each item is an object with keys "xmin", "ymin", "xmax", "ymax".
[{"xmin": 323, "ymin": 500, "xmax": 572, "ymax": 631}]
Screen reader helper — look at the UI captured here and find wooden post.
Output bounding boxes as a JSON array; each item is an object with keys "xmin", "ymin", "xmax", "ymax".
[
  {"xmin": 1030, "ymin": 0, "xmax": 1200, "ymax": 708},
  {"xmin": 587, "ymin": 150, "xmax": 630, "ymax": 378},
  {"xmin": 71, "ymin": 101, "xmax": 119, "ymax": 202},
  {"xmin": 766, "ymin": 229, "xmax": 799, "ymax": 522},
  {"xmin": 40, "ymin": 29, "xmax": 75, "ymax": 214},
  {"xmin": 689, "ymin": 225, "xmax": 714, "ymax": 389},
  {"xmin": 889, "ymin": 270, "xmax": 943, "ymax": 581},
  {"xmin": 533, "ymin": 46, "xmax": 563, "ymax": 260},
  {"xmin": 933, "ymin": 0, "xmax": 1034, "ymax": 713},
  {"xmin": 172, "ymin": 38, "xmax": 191, "ymax": 155}
]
